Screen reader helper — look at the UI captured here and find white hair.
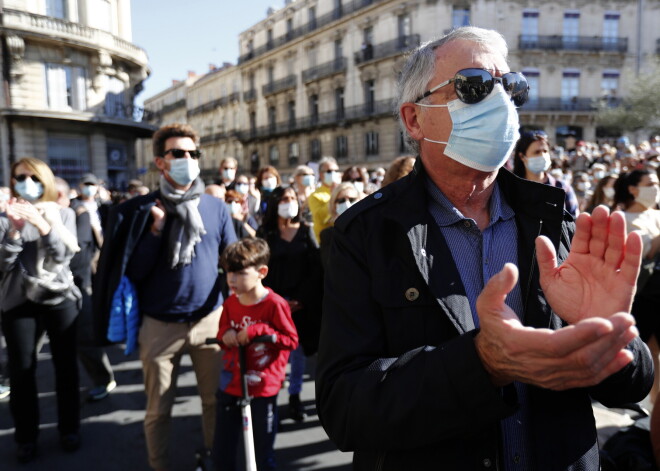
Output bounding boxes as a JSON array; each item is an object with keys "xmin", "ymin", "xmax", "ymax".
[{"xmin": 395, "ymin": 27, "xmax": 509, "ymax": 155}]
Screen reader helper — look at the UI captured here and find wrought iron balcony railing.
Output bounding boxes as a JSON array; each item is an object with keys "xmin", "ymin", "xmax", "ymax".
[
  {"xmin": 520, "ymin": 96, "xmax": 622, "ymax": 112},
  {"xmin": 302, "ymin": 57, "xmax": 347, "ymax": 83},
  {"xmin": 518, "ymin": 35, "xmax": 628, "ymax": 53},
  {"xmin": 262, "ymin": 75, "xmax": 297, "ymax": 96},
  {"xmin": 354, "ymin": 34, "xmax": 420, "ymax": 64}
]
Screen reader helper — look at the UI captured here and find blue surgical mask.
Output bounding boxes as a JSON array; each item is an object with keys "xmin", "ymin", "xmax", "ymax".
[
  {"xmin": 168, "ymin": 158, "xmax": 200, "ymax": 186},
  {"xmin": 81, "ymin": 185, "xmax": 98, "ymax": 198},
  {"xmin": 525, "ymin": 155, "xmax": 550, "ymax": 175},
  {"xmin": 323, "ymin": 171, "xmax": 341, "ymax": 186},
  {"xmin": 302, "ymin": 175, "xmax": 315, "ymax": 187},
  {"xmin": 418, "ymin": 84, "xmax": 520, "ymax": 172},
  {"xmin": 222, "ymin": 168, "xmax": 236, "ymax": 181},
  {"xmin": 15, "ymin": 178, "xmax": 44, "ymax": 202}
]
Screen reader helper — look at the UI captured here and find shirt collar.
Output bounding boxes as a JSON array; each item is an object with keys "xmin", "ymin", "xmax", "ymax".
[{"xmin": 425, "ymin": 176, "xmax": 515, "ymax": 228}]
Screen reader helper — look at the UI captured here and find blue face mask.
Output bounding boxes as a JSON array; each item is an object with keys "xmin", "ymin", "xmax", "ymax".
[
  {"xmin": 418, "ymin": 84, "xmax": 520, "ymax": 172},
  {"xmin": 15, "ymin": 178, "xmax": 44, "ymax": 202},
  {"xmin": 81, "ymin": 185, "xmax": 98, "ymax": 198},
  {"xmin": 301, "ymin": 175, "xmax": 315, "ymax": 187},
  {"xmin": 168, "ymin": 158, "xmax": 200, "ymax": 186}
]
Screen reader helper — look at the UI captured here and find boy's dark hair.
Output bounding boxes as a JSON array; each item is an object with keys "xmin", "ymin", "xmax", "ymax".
[
  {"xmin": 220, "ymin": 237, "xmax": 270, "ymax": 272},
  {"xmin": 152, "ymin": 123, "xmax": 199, "ymax": 157}
]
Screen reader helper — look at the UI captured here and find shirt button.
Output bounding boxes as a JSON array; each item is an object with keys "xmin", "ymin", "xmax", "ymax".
[
  {"xmin": 513, "ymin": 455, "xmax": 520, "ymax": 464},
  {"xmin": 420, "ymin": 248, "xmax": 426, "ymax": 257},
  {"xmin": 463, "ymin": 220, "xmax": 471, "ymax": 228},
  {"xmin": 483, "ymin": 458, "xmax": 492, "ymax": 468}
]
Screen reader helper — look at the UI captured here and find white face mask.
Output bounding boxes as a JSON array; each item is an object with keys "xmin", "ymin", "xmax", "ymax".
[
  {"xmin": 229, "ymin": 201, "xmax": 242, "ymax": 216},
  {"xmin": 336, "ymin": 200, "xmax": 352, "ymax": 216},
  {"xmin": 262, "ymin": 177, "xmax": 277, "ymax": 191},
  {"xmin": 636, "ymin": 185, "xmax": 660, "ymax": 209},
  {"xmin": 576, "ymin": 181, "xmax": 590, "ymax": 192},
  {"xmin": 235, "ymin": 183, "xmax": 249, "ymax": 195},
  {"xmin": 525, "ymin": 154, "xmax": 550, "ymax": 175},
  {"xmin": 278, "ymin": 201, "xmax": 298, "ymax": 219},
  {"xmin": 222, "ymin": 168, "xmax": 236, "ymax": 181},
  {"xmin": 323, "ymin": 170, "xmax": 341, "ymax": 186},
  {"xmin": 353, "ymin": 181, "xmax": 365, "ymax": 193},
  {"xmin": 301, "ymin": 175, "xmax": 315, "ymax": 187},
  {"xmin": 603, "ymin": 187, "xmax": 615, "ymax": 200}
]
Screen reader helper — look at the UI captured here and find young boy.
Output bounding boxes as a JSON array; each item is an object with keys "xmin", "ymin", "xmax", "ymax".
[{"xmin": 213, "ymin": 238, "xmax": 298, "ymax": 471}]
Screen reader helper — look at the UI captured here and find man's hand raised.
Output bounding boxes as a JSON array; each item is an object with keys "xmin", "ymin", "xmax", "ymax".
[
  {"xmin": 474, "ymin": 263, "xmax": 637, "ymax": 390},
  {"xmin": 537, "ymin": 205, "xmax": 642, "ymax": 325}
]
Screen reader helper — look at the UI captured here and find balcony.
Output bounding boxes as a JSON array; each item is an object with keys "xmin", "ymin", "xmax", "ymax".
[
  {"xmin": 262, "ymin": 75, "xmax": 297, "ymax": 96},
  {"xmin": 1, "ymin": 9, "xmax": 148, "ymax": 67},
  {"xmin": 520, "ymin": 96, "xmax": 622, "ymax": 112},
  {"xmin": 355, "ymin": 34, "xmax": 420, "ymax": 64},
  {"xmin": 238, "ymin": 0, "xmax": 384, "ymax": 64},
  {"xmin": 518, "ymin": 35, "xmax": 628, "ymax": 53},
  {"xmin": 200, "ymin": 131, "xmax": 230, "ymax": 145},
  {"xmin": 244, "ymin": 89, "xmax": 257, "ymax": 102},
  {"xmin": 236, "ymin": 98, "xmax": 393, "ymax": 142},
  {"xmin": 302, "ymin": 57, "xmax": 347, "ymax": 83}
]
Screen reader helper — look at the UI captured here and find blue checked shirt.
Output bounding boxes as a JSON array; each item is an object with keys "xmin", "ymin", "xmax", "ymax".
[{"xmin": 426, "ymin": 177, "xmax": 534, "ymax": 470}]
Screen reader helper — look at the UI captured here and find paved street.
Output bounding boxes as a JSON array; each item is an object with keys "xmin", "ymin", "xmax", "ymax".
[
  {"xmin": 0, "ymin": 342, "xmax": 352, "ymax": 470},
  {"xmin": 0, "ymin": 340, "xmax": 649, "ymax": 470}
]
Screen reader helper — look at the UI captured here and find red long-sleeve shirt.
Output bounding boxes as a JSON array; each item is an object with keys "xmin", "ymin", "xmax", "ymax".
[{"xmin": 217, "ymin": 288, "xmax": 298, "ymax": 397}]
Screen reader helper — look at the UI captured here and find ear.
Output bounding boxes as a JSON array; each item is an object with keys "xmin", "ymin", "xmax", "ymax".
[
  {"xmin": 628, "ymin": 185, "xmax": 639, "ymax": 197},
  {"xmin": 257, "ymin": 265, "xmax": 269, "ymax": 279},
  {"xmin": 399, "ymin": 102, "xmax": 424, "ymax": 141},
  {"xmin": 154, "ymin": 156, "xmax": 167, "ymax": 172}
]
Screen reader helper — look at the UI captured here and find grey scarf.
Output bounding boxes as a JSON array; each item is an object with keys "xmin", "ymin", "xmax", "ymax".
[{"xmin": 158, "ymin": 175, "xmax": 206, "ymax": 268}]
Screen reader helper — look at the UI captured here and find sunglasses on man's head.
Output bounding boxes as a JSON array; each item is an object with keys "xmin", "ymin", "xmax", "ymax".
[
  {"xmin": 415, "ymin": 68, "xmax": 529, "ymax": 107},
  {"xmin": 14, "ymin": 174, "xmax": 41, "ymax": 184},
  {"xmin": 164, "ymin": 148, "xmax": 202, "ymax": 159}
]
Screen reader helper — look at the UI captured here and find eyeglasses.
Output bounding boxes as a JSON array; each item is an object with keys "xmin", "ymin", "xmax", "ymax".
[
  {"xmin": 14, "ymin": 174, "xmax": 41, "ymax": 184},
  {"xmin": 337, "ymin": 197, "xmax": 358, "ymax": 204},
  {"xmin": 415, "ymin": 68, "xmax": 529, "ymax": 107},
  {"xmin": 164, "ymin": 148, "xmax": 202, "ymax": 159}
]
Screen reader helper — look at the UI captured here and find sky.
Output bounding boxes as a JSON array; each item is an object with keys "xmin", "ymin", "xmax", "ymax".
[{"xmin": 131, "ymin": 0, "xmax": 279, "ymax": 106}]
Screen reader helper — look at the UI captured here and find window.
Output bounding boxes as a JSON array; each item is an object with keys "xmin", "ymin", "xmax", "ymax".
[
  {"xmin": 47, "ymin": 134, "xmax": 89, "ymax": 182},
  {"xmin": 267, "ymin": 29, "xmax": 274, "ymax": 49},
  {"xmin": 521, "ymin": 9, "xmax": 539, "ymax": 46},
  {"xmin": 286, "ymin": 18, "xmax": 293, "ymax": 39},
  {"xmin": 365, "ymin": 132, "xmax": 379, "ymax": 156},
  {"xmin": 104, "ymin": 77, "xmax": 126, "ymax": 118},
  {"xmin": 563, "ymin": 11, "xmax": 580, "ymax": 47},
  {"xmin": 334, "ymin": 39, "xmax": 343, "ymax": 61},
  {"xmin": 288, "ymin": 142, "xmax": 299, "ymax": 165},
  {"xmin": 561, "ymin": 69, "xmax": 580, "ymax": 109},
  {"xmin": 308, "ymin": 7, "xmax": 317, "ymax": 29},
  {"xmin": 522, "ymin": 69, "xmax": 540, "ymax": 106},
  {"xmin": 46, "ymin": 64, "xmax": 86, "ymax": 111},
  {"xmin": 333, "ymin": 0, "xmax": 342, "ymax": 19},
  {"xmin": 307, "ymin": 45, "xmax": 317, "ymax": 68},
  {"xmin": 267, "ymin": 66, "xmax": 274, "ymax": 85},
  {"xmin": 452, "ymin": 7, "xmax": 470, "ymax": 28},
  {"xmin": 268, "ymin": 106, "xmax": 277, "ymax": 133},
  {"xmin": 364, "ymin": 80, "xmax": 375, "ymax": 114},
  {"xmin": 603, "ymin": 12, "xmax": 620, "ymax": 49},
  {"xmin": 46, "ymin": 0, "xmax": 66, "ymax": 18},
  {"xmin": 398, "ymin": 14, "xmax": 411, "ymax": 47},
  {"xmin": 601, "ymin": 70, "xmax": 620, "ymax": 105},
  {"xmin": 335, "ymin": 87, "xmax": 345, "ymax": 120},
  {"xmin": 249, "ymin": 112, "xmax": 257, "ymax": 137},
  {"xmin": 336, "ymin": 135, "xmax": 348, "ymax": 159},
  {"xmin": 269, "ymin": 145, "xmax": 280, "ymax": 166},
  {"xmin": 288, "ymin": 101, "xmax": 296, "ymax": 129},
  {"xmin": 310, "ymin": 139, "xmax": 321, "ymax": 161},
  {"xmin": 309, "ymin": 94, "xmax": 319, "ymax": 125}
]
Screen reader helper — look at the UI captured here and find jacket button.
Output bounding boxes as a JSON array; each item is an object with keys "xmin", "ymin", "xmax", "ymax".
[
  {"xmin": 405, "ymin": 288, "xmax": 419, "ymax": 301},
  {"xmin": 374, "ymin": 192, "xmax": 382, "ymax": 199},
  {"xmin": 483, "ymin": 458, "xmax": 492, "ymax": 468}
]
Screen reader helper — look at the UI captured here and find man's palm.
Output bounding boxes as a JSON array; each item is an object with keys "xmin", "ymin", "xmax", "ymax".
[{"xmin": 537, "ymin": 206, "xmax": 642, "ymax": 325}]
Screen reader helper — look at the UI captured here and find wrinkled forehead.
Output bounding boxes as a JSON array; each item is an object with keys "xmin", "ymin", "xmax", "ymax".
[{"xmin": 433, "ymin": 39, "xmax": 509, "ymax": 81}]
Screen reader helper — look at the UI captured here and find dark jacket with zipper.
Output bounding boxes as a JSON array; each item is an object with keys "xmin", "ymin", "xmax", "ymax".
[{"xmin": 316, "ymin": 160, "xmax": 653, "ymax": 470}]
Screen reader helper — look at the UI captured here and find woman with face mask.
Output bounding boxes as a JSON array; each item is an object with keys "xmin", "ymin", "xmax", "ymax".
[
  {"xmin": 256, "ymin": 186, "xmax": 323, "ymax": 424},
  {"xmin": 0, "ymin": 157, "xmax": 82, "ymax": 462},
  {"xmin": 224, "ymin": 189, "xmax": 257, "ymax": 239},
  {"xmin": 292, "ymin": 165, "xmax": 316, "ymax": 225},
  {"xmin": 586, "ymin": 174, "xmax": 617, "ymax": 213},
  {"xmin": 614, "ymin": 169, "xmax": 660, "ymax": 403},
  {"xmin": 512, "ymin": 131, "xmax": 579, "ymax": 217},
  {"xmin": 254, "ymin": 166, "xmax": 282, "ymax": 224},
  {"xmin": 319, "ymin": 182, "xmax": 361, "ymax": 271}
]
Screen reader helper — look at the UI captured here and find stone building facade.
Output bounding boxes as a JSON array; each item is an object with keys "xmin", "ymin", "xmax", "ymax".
[
  {"xmin": 0, "ymin": 0, "xmax": 152, "ymax": 188},
  {"xmin": 143, "ymin": 0, "xmax": 660, "ymax": 178}
]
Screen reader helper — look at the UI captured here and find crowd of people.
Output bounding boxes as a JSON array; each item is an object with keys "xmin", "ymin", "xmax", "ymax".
[{"xmin": 0, "ymin": 24, "xmax": 659, "ymax": 471}]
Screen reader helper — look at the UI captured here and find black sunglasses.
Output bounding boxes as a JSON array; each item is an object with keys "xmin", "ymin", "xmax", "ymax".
[
  {"xmin": 14, "ymin": 174, "xmax": 42, "ymax": 184},
  {"xmin": 164, "ymin": 148, "xmax": 202, "ymax": 159},
  {"xmin": 337, "ymin": 197, "xmax": 358, "ymax": 204},
  {"xmin": 415, "ymin": 68, "xmax": 529, "ymax": 107}
]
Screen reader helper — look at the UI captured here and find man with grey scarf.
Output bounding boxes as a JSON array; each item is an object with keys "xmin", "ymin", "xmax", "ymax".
[{"xmin": 122, "ymin": 123, "xmax": 236, "ymax": 471}]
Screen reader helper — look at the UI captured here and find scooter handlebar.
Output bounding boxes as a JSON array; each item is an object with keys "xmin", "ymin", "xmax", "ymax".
[{"xmin": 205, "ymin": 333, "xmax": 277, "ymax": 345}]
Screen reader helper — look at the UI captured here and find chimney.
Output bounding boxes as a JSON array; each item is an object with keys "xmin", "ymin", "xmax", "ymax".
[
  {"xmin": 209, "ymin": 63, "xmax": 217, "ymax": 71},
  {"xmin": 187, "ymin": 70, "xmax": 196, "ymax": 79}
]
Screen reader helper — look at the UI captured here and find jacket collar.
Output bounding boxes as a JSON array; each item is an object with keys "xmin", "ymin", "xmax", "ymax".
[{"xmin": 382, "ymin": 159, "xmax": 568, "ymax": 332}]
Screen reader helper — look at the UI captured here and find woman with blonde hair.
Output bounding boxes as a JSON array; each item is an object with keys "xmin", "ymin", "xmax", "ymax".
[
  {"xmin": 319, "ymin": 182, "xmax": 361, "ymax": 270},
  {"xmin": 381, "ymin": 156, "xmax": 415, "ymax": 187},
  {"xmin": 0, "ymin": 157, "xmax": 81, "ymax": 462}
]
